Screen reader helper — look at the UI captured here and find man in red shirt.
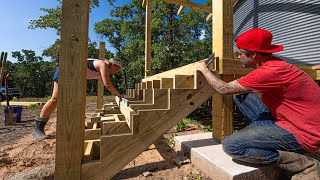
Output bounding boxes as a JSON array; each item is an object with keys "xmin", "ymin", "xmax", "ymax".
[{"xmin": 197, "ymin": 28, "xmax": 320, "ymax": 178}]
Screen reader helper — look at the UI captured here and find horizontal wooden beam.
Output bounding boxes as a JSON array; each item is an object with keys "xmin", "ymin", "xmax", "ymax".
[
  {"xmin": 84, "ymin": 128, "xmax": 101, "ymax": 141},
  {"xmin": 161, "ymin": 78, "xmax": 174, "ymax": 89},
  {"xmin": 161, "ymin": 0, "xmax": 212, "ymax": 13},
  {"xmin": 174, "ymin": 75, "xmax": 195, "ymax": 89},
  {"xmin": 223, "ymin": 58, "xmax": 320, "ymax": 80}
]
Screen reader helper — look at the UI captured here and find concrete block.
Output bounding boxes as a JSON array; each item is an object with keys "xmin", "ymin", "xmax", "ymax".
[{"xmin": 174, "ymin": 133, "xmax": 286, "ymax": 180}]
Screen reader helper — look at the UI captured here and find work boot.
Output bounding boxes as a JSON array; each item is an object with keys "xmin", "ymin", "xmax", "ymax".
[
  {"xmin": 33, "ymin": 117, "xmax": 49, "ymax": 140},
  {"xmin": 276, "ymin": 150, "xmax": 320, "ymax": 180}
]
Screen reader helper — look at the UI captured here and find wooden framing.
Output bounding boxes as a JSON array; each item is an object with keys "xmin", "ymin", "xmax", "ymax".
[
  {"xmin": 57, "ymin": 0, "xmax": 320, "ymax": 178},
  {"xmin": 211, "ymin": 0, "xmax": 234, "ymax": 141},
  {"xmin": 206, "ymin": 13, "xmax": 213, "ymax": 22},
  {"xmin": 145, "ymin": 0, "xmax": 152, "ymax": 78},
  {"xmin": 55, "ymin": 0, "xmax": 89, "ymax": 179},
  {"xmin": 97, "ymin": 42, "xmax": 105, "ymax": 109},
  {"xmin": 177, "ymin": 6, "xmax": 185, "ymax": 15},
  {"xmin": 162, "ymin": 0, "xmax": 212, "ymax": 13}
]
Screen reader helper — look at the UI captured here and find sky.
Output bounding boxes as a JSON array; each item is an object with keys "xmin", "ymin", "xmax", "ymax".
[{"xmin": 0, "ymin": 0, "xmax": 206, "ymax": 62}]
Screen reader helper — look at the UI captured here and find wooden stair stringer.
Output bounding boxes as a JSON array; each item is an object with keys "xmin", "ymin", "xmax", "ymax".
[
  {"xmin": 130, "ymin": 89, "xmax": 169, "ymax": 111},
  {"xmin": 81, "ymin": 71, "xmax": 215, "ymax": 180}
]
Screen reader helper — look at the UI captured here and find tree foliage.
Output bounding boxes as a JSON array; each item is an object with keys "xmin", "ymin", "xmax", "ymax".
[{"xmin": 8, "ymin": 0, "xmax": 212, "ymax": 97}]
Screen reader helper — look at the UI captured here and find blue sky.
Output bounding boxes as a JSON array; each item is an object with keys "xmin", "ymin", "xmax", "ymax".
[{"xmin": 0, "ymin": 0, "xmax": 206, "ymax": 62}]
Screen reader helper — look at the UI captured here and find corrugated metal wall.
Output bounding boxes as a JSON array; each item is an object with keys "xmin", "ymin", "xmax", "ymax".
[{"xmin": 234, "ymin": 0, "xmax": 320, "ymax": 65}]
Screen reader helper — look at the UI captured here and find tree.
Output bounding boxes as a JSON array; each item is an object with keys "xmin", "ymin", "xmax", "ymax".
[{"xmin": 10, "ymin": 50, "xmax": 55, "ymax": 97}]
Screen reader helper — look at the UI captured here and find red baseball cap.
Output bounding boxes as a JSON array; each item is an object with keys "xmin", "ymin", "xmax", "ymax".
[{"xmin": 236, "ymin": 28, "xmax": 284, "ymax": 53}]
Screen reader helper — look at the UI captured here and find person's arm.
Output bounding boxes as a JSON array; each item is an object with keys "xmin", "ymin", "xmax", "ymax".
[
  {"xmin": 196, "ymin": 62, "xmax": 251, "ymax": 95},
  {"xmin": 94, "ymin": 60, "xmax": 122, "ymax": 98}
]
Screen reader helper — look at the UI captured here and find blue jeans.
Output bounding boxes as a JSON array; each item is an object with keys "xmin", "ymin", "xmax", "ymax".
[{"xmin": 222, "ymin": 93, "xmax": 305, "ymax": 165}]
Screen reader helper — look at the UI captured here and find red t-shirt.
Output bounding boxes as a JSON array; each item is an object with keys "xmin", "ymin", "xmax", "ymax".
[{"xmin": 237, "ymin": 59, "xmax": 320, "ymax": 152}]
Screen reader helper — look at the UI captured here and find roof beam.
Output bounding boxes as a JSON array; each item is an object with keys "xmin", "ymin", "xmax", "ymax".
[{"xmin": 162, "ymin": 0, "xmax": 212, "ymax": 13}]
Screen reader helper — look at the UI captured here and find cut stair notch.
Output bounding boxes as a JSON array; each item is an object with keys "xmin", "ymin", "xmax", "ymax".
[
  {"xmin": 160, "ymin": 77, "xmax": 173, "ymax": 89},
  {"xmin": 152, "ymin": 80, "xmax": 160, "ymax": 89},
  {"xmin": 101, "ymin": 114, "xmax": 131, "ymax": 136},
  {"xmin": 130, "ymin": 89, "xmax": 169, "ymax": 111},
  {"xmin": 174, "ymin": 74, "xmax": 195, "ymax": 89}
]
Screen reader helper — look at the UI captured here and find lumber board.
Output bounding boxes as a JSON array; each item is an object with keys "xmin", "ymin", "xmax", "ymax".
[
  {"xmin": 145, "ymin": 0, "xmax": 152, "ymax": 77},
  {"xmin": 146, "ymin": 81, "xmax": 152, "ymax": 89},
  {"xmin": 161, "ymin": 78, "xmax": 174, "ymax": 89},
  {"xmin": 130, "ymin": 89, "xmax": 169, "ymax": 111},
  {"xmin": 102, "ymin": 115, "xmax": 131, "ymax": 136},
  {"xmin": 83, "ymin": 140, "xmax": 100, "ymax": 162},
  {"xmin": 128, "ymin": 89, "xmax": 154, "ymax": 105},
  {"xmin": 174, "ymin": 75, "xmax": 195, "ymax": 89},
  {"xmin": 0, "ymin": 102, "xmax": 45, "ymax": 107},
  {"xmin": 97, "ymin": 42, "xmax": 105, "ymax": 109},
  {"xmin": 141, "ymin": 82, "xmax": 147, "ymax": 89},
  {"xmin": 55, "ymin": 0, "xmax": 89, "ymax": 178},
  {"xmin": 142, "ymin": 0, "xmax": 146, "ymax": 8},
  {"xmin": 212, "ymin": 0, "xmax": 234, "ymax": 74},
  {"xmin": 90, "ymin": 116, "xmax": 101, "ymax": 123},
  {"xmin": 86, "ymin": 122, "xmax": 101, "ymax": 129},
  {"xmin": 177, "ymin": 5, "xmax": 185, "ymax": 15},
  {"xmin": 212, "ymin": 75, "xmax": 236, "ymax": 140},
  {"xmin": 116, "ymin": 97, "xmax": 137, "ymax": 131},
  {"xmin": 222, "ymin": 58, "xmax": 253, "ymax": 75},
  {"xmin": 143, "ymin": 60, "xmax": 201, "ymax": 81},
  {"xmin": 161, "ymin": 0, "xmax": 212, "ymax": 13},
  {"xmin": 84, "ymin": 128, "xmax": 101, "ymax": 141},
  {"xmin": 103, "ymin": 104, "xmax": 118, "ymax": 109},
  {"xmin": 152, "ymin": 80, "xmax": 161, "ymax": 88},
  {"xmin": 100, "ymin": 116, "xmax": 115, "ymax": 122},
  {"xmin": 81, "ymin": 71, "xmax": 216, "ymax": 179},
  {"xmin": 206, "ymin": 13, "xmax": 212, "ymax": 22}
]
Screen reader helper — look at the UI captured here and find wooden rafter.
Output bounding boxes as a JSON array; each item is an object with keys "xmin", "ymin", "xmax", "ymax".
[
  {"xmin": 142, "ymin": 0, "xmax": 146, "ymax": 8},
  {"xmin": 177, "ymin": 5, "xmax": 185, "ymax": 15},
  {"xmin": 97, "ymin": 42, "xmax": 105, "ymax": 109},
  {"xmin": 162, "ymin": 0, "xmax": 212, "ymax": 13},
  {"xmin": 206, "ymin": 13, "xmax": 212, "ymax": 22},
  {"xmin": 145, "ymin": 0, "xmax": 152, "ymax": 77}
]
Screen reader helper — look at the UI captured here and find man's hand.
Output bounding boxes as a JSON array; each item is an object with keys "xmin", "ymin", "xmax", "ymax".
[
  {"xmin": 117, "ymin": 94, "xmax": 124, "ymax": 98},
  {"xmin": 196, "ymin": 62, "xmax": 208, "ymax": 72}
]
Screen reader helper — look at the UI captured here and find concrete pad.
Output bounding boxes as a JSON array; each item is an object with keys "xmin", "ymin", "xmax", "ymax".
[{"xmin": 174, "ymin": 133, "xmax": 282, "ymax": 180}]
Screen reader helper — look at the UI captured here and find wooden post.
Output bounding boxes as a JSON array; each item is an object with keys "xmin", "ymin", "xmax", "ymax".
[
  {"xmin": 55, "ymin": 0, "xmax": 89, "ymax": 179},
  {"xmin": 211, "ymin": 0, "xmax": 234, "ymax": 141},
  {"xmin": 97, "ymin": 42, "xmax": 105, "ymax": 109},
  {"xmin": 145, "ymin": 0, "xmax": 152, "ymax": 78}
]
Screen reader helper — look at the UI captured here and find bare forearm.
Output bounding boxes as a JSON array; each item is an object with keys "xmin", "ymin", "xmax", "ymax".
[
  {"xmin": 105, "ymin": 83, "xmax": 121, "ymax": 97},
  {"xmin": 200, "ymin": 68, "xmax": 250, "ymax": 95}
]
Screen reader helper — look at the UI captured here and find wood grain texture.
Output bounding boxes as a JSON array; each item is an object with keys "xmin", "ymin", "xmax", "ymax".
[
  {"xmin": 81, "ymin": 71, "xmax": 216, "ymax": 179},
  {"xmin": 97, "ymin": 42, "xmax": 105, "ymax": 109},
  {"xmin": 162, "ymin": 0, "xmax": 212, "ymax": 13},
  {"xmin": 55, "ymin": 0, "xmax": 89, "ymax": 179},
  {"xmin": 145, "ymin": 0, "xmax": 152, "ymax": 77}
]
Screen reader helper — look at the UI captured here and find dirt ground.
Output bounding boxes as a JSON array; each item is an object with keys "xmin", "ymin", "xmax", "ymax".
[{"xmin": 0, "ymin": 99, "xmax": 212, "ymax": 180}]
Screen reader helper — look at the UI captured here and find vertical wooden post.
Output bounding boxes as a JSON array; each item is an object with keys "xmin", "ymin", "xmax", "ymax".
[
  {"xmin": 211, "ymin": 0, "xmax": 234, "ymax": 141},
  {"xmin": 55, "ymin": 0, "xmax": 89, "ymax": 179},
  {"xmin": 97, "ymin": 42, "xmax": 105, "ymax": 109},
  {"xmin": 145, "ymin": 0, "xmax": 152, "ymax": 78}
]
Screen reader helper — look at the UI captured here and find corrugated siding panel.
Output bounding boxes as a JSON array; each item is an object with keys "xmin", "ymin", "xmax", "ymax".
[{"xmin": 234, "ymin": 0, "xmax": 320, "ymax": 65}]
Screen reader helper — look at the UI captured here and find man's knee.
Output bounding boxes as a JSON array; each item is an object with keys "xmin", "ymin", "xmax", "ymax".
[{"xmin": 222, "ymin": 135, "xmax": 243, "ymax": 157}]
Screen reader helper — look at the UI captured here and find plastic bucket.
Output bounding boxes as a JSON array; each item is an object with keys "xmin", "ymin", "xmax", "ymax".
[{"xmin": 3, "ymin": 106, "xmax": 23, "ymax": 123}]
